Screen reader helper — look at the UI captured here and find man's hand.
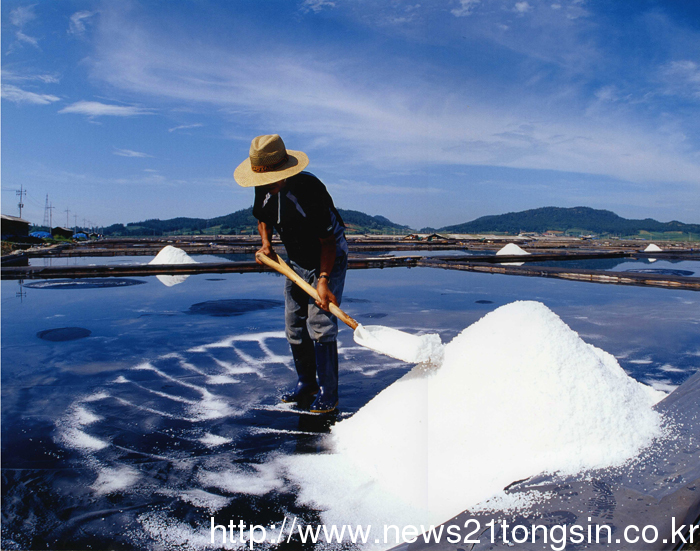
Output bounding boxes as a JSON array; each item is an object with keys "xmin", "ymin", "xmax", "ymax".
[
  {"xmin": 255, "ymin": 243, "xmax": 277, "ymax": 265},
  {"xmin": 315, "ymin": 278, "xmax": 337, "ymax": 312}
]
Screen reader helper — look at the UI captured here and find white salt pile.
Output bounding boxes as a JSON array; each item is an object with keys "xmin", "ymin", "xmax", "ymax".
[
  {"xmin": 148, "ymin": 245, "xmax": 198, "ymax": 265},
  {"xmin": 496, "ymin": 243, "xmax": 530, "ymax": 265},
  {"xmin": 644, "ymin": 243, "xmax": 663, "ymax": 252},
  {"xmin": 496, "ymin": 242, "xmax": 530, "ymax": 256},
  {"xmin": 284, "ymin": 301, "xmax": 665, "ymax": 533},
  {"xmin": 149, "ymin": 246, "xmax": 197, "ymax": 286}
]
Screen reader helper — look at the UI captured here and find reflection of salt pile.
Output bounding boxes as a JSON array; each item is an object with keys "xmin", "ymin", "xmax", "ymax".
[
  {"xmin": 496, "ymin": 242, "xmax": 530, "ymax": 265},
  {"xmin": 285, "ymin": 301, "xmax": 665, "ymax": 533},
  {"xmin": 644, "ymin": 243, "xmax": 662, "ymax": 262},
  {"xmin": 148, "ymin": 245, "xmax": 197, "ymax": 286}
]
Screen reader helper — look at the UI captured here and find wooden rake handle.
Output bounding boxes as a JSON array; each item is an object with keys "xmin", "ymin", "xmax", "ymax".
[{"xmin": 256, "ymin": 252, "xmax": 359, "ymax": 330}]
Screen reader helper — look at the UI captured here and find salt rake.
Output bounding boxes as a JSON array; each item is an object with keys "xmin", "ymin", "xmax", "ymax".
[{"xmin": 256, "ymin": 252, "xmax": 443, "ymax": 364}]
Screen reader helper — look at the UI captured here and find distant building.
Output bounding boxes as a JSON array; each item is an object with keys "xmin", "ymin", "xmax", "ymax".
[
  {"xmin": 52, "ymin": 227, "xmax": 74, "ymax": 239},
  {"xmin": 1, "ymin": 214, "xmax": 30, "ymax": 239},
  {"xmin": 425, "ymin": 233, "xmax": 449, "ymax": 242}
]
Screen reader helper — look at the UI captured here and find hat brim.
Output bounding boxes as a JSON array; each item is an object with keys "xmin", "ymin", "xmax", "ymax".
[{"xmin": 234, "ymin": 150, "xmax": 309, "ymax": 188}]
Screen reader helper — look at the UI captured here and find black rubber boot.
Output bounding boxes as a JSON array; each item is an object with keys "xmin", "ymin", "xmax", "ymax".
[
  {"xmin": 281, "ymin": 341, "xmax": 319, "ymax": 404},
  {"xmin": 310, "ymin": 341, "xmax": 339, "ymax": 413}
]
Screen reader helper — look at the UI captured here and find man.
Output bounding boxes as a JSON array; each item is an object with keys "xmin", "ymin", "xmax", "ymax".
[{"xmin": 234, "ymin": 134, "xmax": 348, "ymax": 413}]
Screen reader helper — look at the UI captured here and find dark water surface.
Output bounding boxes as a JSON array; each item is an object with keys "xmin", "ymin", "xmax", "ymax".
[{"xmin": 2, "ymin": 268, "xmax": 699, "ymax": 549}]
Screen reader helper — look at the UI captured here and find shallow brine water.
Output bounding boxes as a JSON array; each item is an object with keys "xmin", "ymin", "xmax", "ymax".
[{"xmin": 2, "ymin": 267, "xmax": 699, "ymax": 549}]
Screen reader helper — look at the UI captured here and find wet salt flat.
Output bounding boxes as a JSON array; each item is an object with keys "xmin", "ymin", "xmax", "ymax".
[
  {"xmin": 27, "ymin": 253, "xmax": 255, "ymax": 267},
  {"xmin": 2, "ymin": 267, "xmax": 699, "ymax": 549}
]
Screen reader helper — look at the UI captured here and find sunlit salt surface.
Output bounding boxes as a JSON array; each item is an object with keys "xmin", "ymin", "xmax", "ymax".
[
  {"xmin": 284, "ymin": 301, "xmax": 665, "ymax": 531},
  {"xmin": 644, "ymin": 243, "xmax": 663, "ymax": 252}
]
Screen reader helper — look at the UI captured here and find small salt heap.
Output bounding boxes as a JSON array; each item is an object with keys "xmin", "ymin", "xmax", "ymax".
[
  {"xmin": 496, "ymin": 242, "xmax": 530, "ymax": 265},
  {"xmin": 149, "ymin": 245, "xmax": 198, "ymax": 265},
  {"xmin": 643, "ymin": 243, "xmax": 662, "ymax": 263},
  {"xmin": 284, "ymin": 301, "xmax": 665, "ymax": 534},
  {"xmin": 148, "ymin": 245, "xmax": 197, "ymax": 287}
]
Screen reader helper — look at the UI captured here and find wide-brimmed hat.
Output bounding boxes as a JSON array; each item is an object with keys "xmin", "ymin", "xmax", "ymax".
[{"xmin": 234, "ymin": 134, "xmax": 309, "ymax": 187}]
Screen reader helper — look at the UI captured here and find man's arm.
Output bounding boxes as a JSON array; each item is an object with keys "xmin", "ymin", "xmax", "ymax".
[
  {"xmin": 256, "ymin": 220, "xmax": 276, "ymax": 264},
  {"xmin": 315, "ymin": 235, "xmax": 337, "ymax": 311}
]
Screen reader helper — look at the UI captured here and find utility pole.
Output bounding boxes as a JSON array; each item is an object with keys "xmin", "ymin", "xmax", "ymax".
[
  {"xmin": 43, "ymin": 195, "xmax": 51, "ymax": 226},
  {"xmin": 65, "ymin": 208, "xmax": 70, "ymax": 227},
  {"xmin": 48, "ymin": 202, "xmax": 55, "ymax": 228},
  {"xmin": 16, "ymin": 185, "xmax": 27, "ymax": 218}
]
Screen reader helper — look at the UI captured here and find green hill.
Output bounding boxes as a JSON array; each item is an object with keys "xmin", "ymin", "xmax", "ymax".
[
  {"xmin": 434, "ymin": 207, "xmax": 700, "ymax": 238},
  {"xmin": 102, "ymin": 207, "xmax": 411, "ymax": 237}
]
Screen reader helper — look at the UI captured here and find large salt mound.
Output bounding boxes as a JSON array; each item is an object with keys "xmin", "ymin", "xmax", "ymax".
[
  {"xmin": 148, "ymin": 245, "xmax": 197, "ymax": 265},
  {"xmin": 284, "ymin": 301, "xmax": 665, "ymax": 533},
  {"xmin": 644, "ymin": 243, "xmax": 663, "ymax": 252},
  {"xmin": 496, "ymin": 242, "xmax": 530, "ymax": 256}
]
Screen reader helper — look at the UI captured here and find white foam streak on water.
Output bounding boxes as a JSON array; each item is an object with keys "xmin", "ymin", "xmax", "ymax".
[
  {"xmin": 59, "ymin": 428, "xmax": 110, "ymax": 451},
  {"xmin": 138, "ymin": 512, "xmax": 245, "ymax": 550},
  {"xmin": 90, "ymin": 465, "xmax": 140, "ymax": 495},
  {"xmin": 198, "ymin": 433, "xmax": 233, "ymax": 447},
  {"xmin": 211, "ymin": 358, "xmax": 265, "ymax": 377},
  {"xmin": 198, "ymin": 463, "xmax": 284, "ymax": 496},
  {"xmin": 285, "ymin": 301, "xmax": 667, "ymax": 532},
  {"xmin": 113, "ymin": 396, "xmax": 192, "ymax": 421},
  {"xmin": 156, "ymin": 488, "xmax": 232, "ymax": 514}
]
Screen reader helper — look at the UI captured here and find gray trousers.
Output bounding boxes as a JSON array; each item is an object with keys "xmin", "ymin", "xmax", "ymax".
[{"xmin": 284, "ymin": 254, "xmax": 347, "ymax": 345}]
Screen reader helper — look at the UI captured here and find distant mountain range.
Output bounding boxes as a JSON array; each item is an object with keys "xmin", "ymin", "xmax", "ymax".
[
  {"xmin": 102, "ymin": 207, "xmax": 411, "ymax": 236},
  {"xmin": 100, "ymin": 206, "xmax": 699, "ymax": 238},
  {"xmin": 427, "ymin": 206, "xmax": 700, "ymax": 236}
]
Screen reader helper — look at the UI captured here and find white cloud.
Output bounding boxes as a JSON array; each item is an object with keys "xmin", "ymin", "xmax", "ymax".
[
  {"xmin": 300, "ymin": 0, "xmax": 336, "ymax": 13},
  {"xmin": 452, "ymin": 0, "xmax": 480, "ymax": 17},
  {"xmin": 85, "ymin": 6, "xmax": 700, "ymax": 188},
  {"xmin": 15, "ymin": 31, "xmax": 40, "ymax": 48},
  {"xmin": 1, "ymin": 84, "xmax": 60, "ymax": 105},
  {"xmin": 58, "ymin": 101, "xmax": 154, "ymax": 117},
  {"xmin": 662, "ymin": 60, "xmax": 700, "ymax": 100},
  {"xmin": 2, "ymin": 70, "xmax": 60, "ymax": 84},
  {"xmin": 9, "ymin": 5, "xmax": 36, "ymax": 27},
  {"xmin": 69, "ymin": 11, "xmax": 97, "ymax": 35},
  {"xmin": 514, "ymin": 2, "xmax": 532, "ymax": 14},
  {"xmin": 8, "ymin": 5, "xmax": 40, "ymax": 51},
  {"xmin": 114, "ymin": 148, "xmax": 153, "ymax": 158},
  {"xmin": 168, "ymin": 123, "xmax": 204, "ymax": 132}
]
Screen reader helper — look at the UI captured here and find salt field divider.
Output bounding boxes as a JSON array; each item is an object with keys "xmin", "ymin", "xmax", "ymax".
[
  {"xmin": 3, "ymin": 251, "xmax": 700, "ymax": 290},
  {"xmin": 419, "ymin": 257, "xmax": 700, "ymax": 291},
  {"xmin": 0, "ymin": 257, "xmax": 420, "ymax": 280}
]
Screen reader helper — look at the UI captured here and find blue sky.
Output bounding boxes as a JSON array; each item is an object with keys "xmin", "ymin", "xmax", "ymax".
[{"xmin": 2, "ymin": 0, "xmax": 699, "ymax": 229}]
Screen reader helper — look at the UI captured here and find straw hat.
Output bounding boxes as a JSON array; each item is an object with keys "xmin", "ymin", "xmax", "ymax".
[{"xmin": 234, "ymin": 134, "xmax": 309, "ymax": 187}]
